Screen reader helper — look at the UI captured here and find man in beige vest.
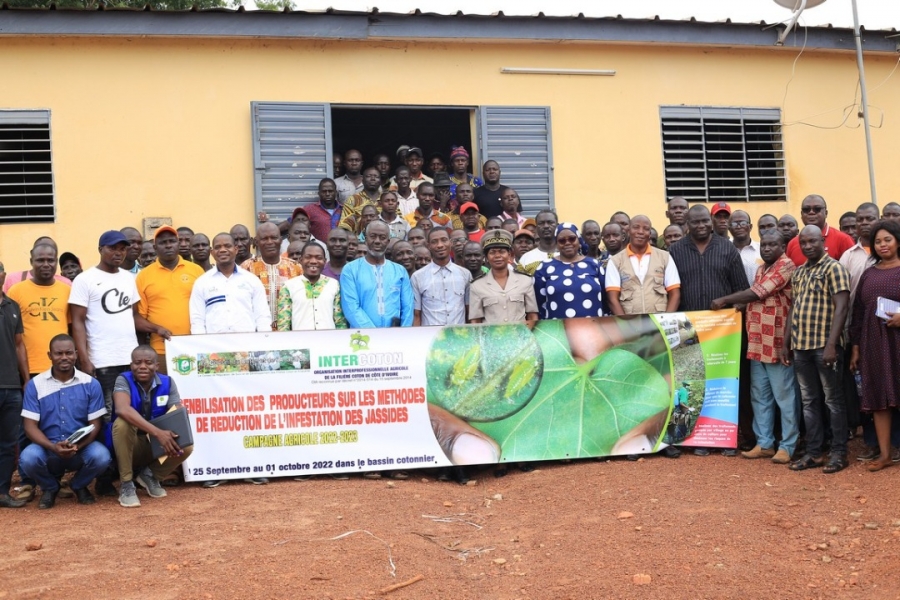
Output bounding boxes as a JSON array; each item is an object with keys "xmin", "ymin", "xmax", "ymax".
[{"xmin": 605, "ymin": 215, "xmax": 681, "ymax": 316}]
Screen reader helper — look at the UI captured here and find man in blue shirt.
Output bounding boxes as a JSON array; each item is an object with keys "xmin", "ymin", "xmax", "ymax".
[
  {"xmin": 341, "ymin": 221, "xmax": 414, "ymax": 328},
  {"xmin": 20, "ymin": 334, "xmax": 112, "ymax": 509}
]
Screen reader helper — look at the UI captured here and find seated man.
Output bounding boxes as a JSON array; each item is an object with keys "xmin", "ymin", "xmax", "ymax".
[
  {"xmin": 20, "ymin": 334, "xmax": 112, "ymax": 509},
  {"xmin": 112, "ymin": 345, "xmax": 192, "ymax": 508}
]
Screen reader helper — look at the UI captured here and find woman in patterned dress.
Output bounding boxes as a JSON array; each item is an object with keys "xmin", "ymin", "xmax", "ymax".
[{"xmin": 533, "ymin": 223, "xmax": 606, "ymax": 319}]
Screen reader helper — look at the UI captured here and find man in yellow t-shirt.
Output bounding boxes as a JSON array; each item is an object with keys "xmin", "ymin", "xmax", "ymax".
[
  {"xmin": 134, "ymin": 226, "xmax": 204, "ymax": 373},
  {"xmin": 8, "ymin": 243, "xmax": 71, "ymax": 374}
]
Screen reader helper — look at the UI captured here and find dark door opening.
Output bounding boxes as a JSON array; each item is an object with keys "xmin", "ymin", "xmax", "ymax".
[{"xmin": 331, "ymin": 106, "xmax": 475, "ymax": 176}]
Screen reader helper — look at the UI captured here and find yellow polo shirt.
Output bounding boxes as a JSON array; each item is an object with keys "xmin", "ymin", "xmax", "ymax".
[{"xmin": 136, "ymin": 258, "xmax": 204, "ymax": 354}]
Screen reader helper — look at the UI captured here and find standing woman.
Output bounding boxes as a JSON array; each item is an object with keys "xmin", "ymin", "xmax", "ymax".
[
  {"xmin": 533, "ymin": 223, "xmax": 606, "ymax": 319},
  {"xmin": 277, "ymin": 242, "xmax": 348, "ymax": 331},
  {"xmin": 849, "ymin": 219, "xmax": 900, "ymax": 472}
]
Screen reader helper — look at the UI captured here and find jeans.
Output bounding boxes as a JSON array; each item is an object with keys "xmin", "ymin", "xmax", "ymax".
[
  {"xmin": 794, "ymin": 347, "xmax": 848, "ymax": 457},
  {"xmin": 94, "ymin": 365, "xmax": 130, "ymax": 421},
  {"xmin": 749, "ymin": 360, "xmax": 799, "ymax": 456},
  {"xmin": 0, "ymin": 388, "xmax": 23, "ymax": 495},
  {"xmin": 19, "ymin": 441, "xmax": 112, "ymax": 493}
]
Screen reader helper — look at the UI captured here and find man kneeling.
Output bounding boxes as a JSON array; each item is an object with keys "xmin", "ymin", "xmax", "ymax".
[{"xmin": 112, "ymin": 345, "xmax": 192, "ymax": 508}]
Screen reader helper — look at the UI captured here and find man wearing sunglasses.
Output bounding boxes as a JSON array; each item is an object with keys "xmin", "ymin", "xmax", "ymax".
[{"xmin": 785, "ymin": 195, "xmax": 854, "ymax": 266}]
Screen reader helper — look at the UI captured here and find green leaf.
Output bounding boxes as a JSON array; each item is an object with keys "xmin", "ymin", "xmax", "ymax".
[
  {"xmin": 426, "ymin": 324, "xmax": 544, "ymax": 422},
  {"xmin": 476, "ymin": 319, "xmax": 671, "ymax": 460}
]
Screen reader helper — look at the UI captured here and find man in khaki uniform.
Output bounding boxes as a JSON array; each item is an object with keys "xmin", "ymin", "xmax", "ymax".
[
  {"xmin": 605, "ymin": 215, "xmax": 681, "ymax": 316},
  {"xmin": 468, "ymin": 230, "xmax": 538, "ymax": 325}
]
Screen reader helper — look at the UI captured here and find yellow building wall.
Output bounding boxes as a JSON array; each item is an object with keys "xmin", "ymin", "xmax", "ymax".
[{"xmin": 2, "ymin": 35, "xmax": 898, "ymax": 270}]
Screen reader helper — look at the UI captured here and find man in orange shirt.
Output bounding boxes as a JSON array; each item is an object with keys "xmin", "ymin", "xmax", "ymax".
[{"xmin": 134, "ymin": 226, "xmax": 204, "ymax": 374}]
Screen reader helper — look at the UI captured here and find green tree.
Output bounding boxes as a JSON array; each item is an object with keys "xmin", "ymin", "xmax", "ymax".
[{"xmin": 4, "ymin": 0, "xmax": 228, "ymax": 8}]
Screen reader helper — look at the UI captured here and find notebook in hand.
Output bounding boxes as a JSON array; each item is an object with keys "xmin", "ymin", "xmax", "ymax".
[
  {"xmin": 66, "ymin": 424, "xmax": 95, "ymax": 445},
  {"xmin": 149, "ymin": 406, "xmax": 195, "ymax": 459},
  {"xmin": 876, "ymin": 296, "xmax": 900, "ymax": 321}
]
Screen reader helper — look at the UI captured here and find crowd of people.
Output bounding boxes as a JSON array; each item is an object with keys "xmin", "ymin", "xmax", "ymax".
[{"xmin": 1, "ymin": 143, "xmax": 899, "ymax": 511}]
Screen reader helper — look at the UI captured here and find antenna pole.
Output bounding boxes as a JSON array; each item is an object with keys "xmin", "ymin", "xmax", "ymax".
[{"xmin": 852, "ymin": 0, "xmax": 878, "ymax": 205}]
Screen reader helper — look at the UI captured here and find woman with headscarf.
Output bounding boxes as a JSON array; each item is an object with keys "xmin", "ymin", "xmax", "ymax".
[{"xmin": 533, "ymin": 223, "xmax": 607, "ymax": 319}]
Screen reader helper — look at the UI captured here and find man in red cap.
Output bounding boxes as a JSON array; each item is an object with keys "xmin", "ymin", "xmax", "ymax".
[
  {"xmin": 711, "ymin": 201, "xmax": 732, "ymax": 239},
  {"xmin": 785, "ymin": 194, "xmax": 854, "ymax": 266},
  {"xmin": 459, "ymin": 202, "xmax": 486, "ymax": 243}
]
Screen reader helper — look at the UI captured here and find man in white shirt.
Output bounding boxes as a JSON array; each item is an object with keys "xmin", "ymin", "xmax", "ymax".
[
  {"xmin": 68, "ymin": 230, "xmax": 142, "ymax": 497},
  {"xmin": 729, "ymin": 210, "xmax": 762, "ymax": 284},
  {"xmin": 411, "ymin": 228, "xmax": 471, "ymax": 326},
  {"xmin": 189, "ymin": 233, "xmax": 272, "ymax": 335}
]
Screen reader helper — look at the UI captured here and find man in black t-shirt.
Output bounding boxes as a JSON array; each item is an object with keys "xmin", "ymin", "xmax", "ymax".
[{"xmin": 473, "ymin": 160, "xmax": 510, "ymax": 219}]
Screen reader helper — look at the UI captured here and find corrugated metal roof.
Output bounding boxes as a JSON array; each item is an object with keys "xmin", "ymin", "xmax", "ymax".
[{"xmin": 1, "ymin": 0, "xmax": 897, "ymax": 32}]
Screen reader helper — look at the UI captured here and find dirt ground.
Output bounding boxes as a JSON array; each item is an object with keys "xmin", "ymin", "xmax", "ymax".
[{"xmin": 3, "ymin": 437, "xmax": 900, "ymax": 600}]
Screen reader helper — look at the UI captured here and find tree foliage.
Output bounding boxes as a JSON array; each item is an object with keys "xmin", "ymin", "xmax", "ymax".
[{"xmin": 4, "ymin": 0, "xmax": 230, "ymax": 9}]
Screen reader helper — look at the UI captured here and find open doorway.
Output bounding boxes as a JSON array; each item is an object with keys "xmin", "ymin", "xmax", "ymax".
[{"xmin": 331, "ymin": 105, "xmax": 475, "ymax": 176}]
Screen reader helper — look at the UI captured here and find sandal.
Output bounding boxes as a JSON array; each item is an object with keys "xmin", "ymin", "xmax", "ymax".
[
  {"xmin": 13, "ymin": 484, "xmax": 34, "ymax": 502},
  {"xmin": 390, "ymin": 471, "xmax": 409, "ymax": 480},
  {"xmin": 822, "ymin": 456, "xmax": 848, "ymax": 474},
  {"xmin": 789, "ymin": 455, "xmax": 825, "ymax": 471}
]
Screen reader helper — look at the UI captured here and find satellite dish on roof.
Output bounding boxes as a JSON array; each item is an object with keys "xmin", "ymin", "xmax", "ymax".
[
  {"xmin": 773, "ymin": 0, "xmax": 826, "ymax": 9},
  {"xmin": 772, "ymin": 0, "xmax": 827, "ymax": 45}
]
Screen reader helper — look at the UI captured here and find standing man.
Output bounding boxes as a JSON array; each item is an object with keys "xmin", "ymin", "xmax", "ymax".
[
  {"xmin": 20, "ymin": 334, "xmax": 112, "ymax": 509},
  {"xmin": 339, "ymin": 167, "xmax": 383, "ymax": 234},
  {"xmin": 519, "ymin": 210, "xmax": 559, "ymax": 270},
  {"xmin": 662, "ymin": 224, "xmax": 684, "ymax": 247},
  {"xmin": 60, "ymin": 252, "xmax": 83, "ymax": 281},
  {"xmin": 411, "ymin": 228, "xmax": 472, "ymax": 327},
  {"xmin": 881, "ymin": 202, "xmax": 900, "ymax": 221},
  {"xmin": 600, "ymin": 222, "xmax": 627, "ymax": 268},
  {"xmin": 135, "ymin": 226, "xmax": 205, "ymax": 372},
  {"xmin": 404, "ymin": 183, "xmax": 451, "ymax": 228},
  {"xmin": 335, "ymin": 149, "xmax": 365, "ymax": 203},
  {"xmin": 669, "ymin": 205, "xmax": 749, "ymax": 313},
  {"xmin": 340, "ymin": 221, "xmax": 414, "ymax": 329},
  {"xmin": 729, "ymin": 210, "xmax": 762, "ymax": 285},
  {"xmin": 448, "ymin": 146, "xmax": 482, "ymax": 199},
  {"xmin": 402, "ymin": 147, "xmax": 433, "ymax": 192},
  {"xmin": 712, "ymin": 231, "xmax": 798, "ymax": 464},
  {"xmin": 373, "ymin": 153, "xmax": 392, "ymax": 189},
  {"xmin": 378, "ymin": 191, "xmax": 410, "ymax": 240},
  {"xmin": 229, "ymin": 224, "xmax": 253, "ymax": 266},
  {"xmin": 665, "ymin": 197, "xmax": 689, "ymax": 232},
  {"xmin": 473, "ymin": 160, "xmax": 510, "ymax": 219},
  {"xmin": 8, "ymin": 244, "xmax": 71, "ymax": 377},
  {"xmin": 432, "ymin": 172, "xmax": 455, "ymax": 214},
  {"xmin": 190, "ymin": 233, "xmax": 213, "ymax": 272},
  {"xmin": 463, "ymin": 242, "xmax": 487, "ymax": 282},
  {"xmin": 711, "ymin": 202, "xmax": 732, "ymax": 239},
  {"xmin": 176, "ymin": 227, "xmax": 194, "ymax": 262},
  {"xmin": 0, "ymin": 260, "xmax": 29, "ymax": 508},
  {"xmin": 669, "ymin": 206, "xmax": 749, "ymax": 456},
  {"xmin": 322, "ymin": 228, "xmax": 351, "ymax": 280},
  {"xmin": 305, "ymin": 178, "xmax": 343, "ymax": 243},
  {"xmin": 785, "ymin": 195, "xmax": 854, "ymax": 266},
  {"xmin": 757, "ymin": 214, "xmax": 779, "ymax": 237},
  {"xmin": 189, "ymin": 233, "xmax": 270, "ymax": 488},
  {"xmin": 839, "ymin": 212, "xmax": 858, "ymax": 243},
  {"xmin": 138, "ymin": 243, "xmax": 157, "ymax": 269},
  {"xmin": 605, "ymin": 215, "xmax": 680, "ymax": 316},
  {"xmin": 582, "ymin": 220, "xmax": 603, "ymax": 259},
  {"xmin": 778, "ymin": 214, "xmax": 800, "ymax": 245},
  {"xmin": 458, "ymin": 203, "xmax": 486, "ymax": 243},
  {"xmin": 189, "ymin": 233, "xmax": 273, "ymax": 335},
  {"xmin": 240, "ymin": 222, "xmax": 303, "ymax": 326},
  {"xmin": 120, "ymin": 227, "xmax": 144, "ymax": 274},
  {"xmin": 782, "ymin": 226, "xmax": 851, "ymax": 473},
  {"xmin": 69, "ymin": 230, "xmax": 140, "ymax": 495},
  {"xmin": 112, "ymin": 345, "xmax": 193, "ymax": 508},
  {"xmin": 392, "ymin": 167, "xmax": 418, "ymax": 217}
]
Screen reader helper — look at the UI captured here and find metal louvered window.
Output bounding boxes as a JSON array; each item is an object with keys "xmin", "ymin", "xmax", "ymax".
[
  {"xmin": 660, "ymin": 106, "xmax": 785, "ymax": 203},
  {"xmin": 0, "ymin": 110, "xmax": 55, "ymax": 223}
]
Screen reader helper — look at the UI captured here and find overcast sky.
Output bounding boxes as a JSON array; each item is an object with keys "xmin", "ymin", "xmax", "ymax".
[{"xmin": 288, "ymin": 0, "xmax": 900, "ymax": 30}]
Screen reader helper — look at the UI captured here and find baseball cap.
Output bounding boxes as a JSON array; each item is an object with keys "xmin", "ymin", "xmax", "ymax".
[
  {"xmin": 59, "ymin": 252, "xmax": 81, "ymax": 266},
  {"xmin": 98, "ymin": 230, "xmax": 128, "ymax": 247},
  {"xmin": 406, "ymin": 147, "xmax": 423, "ymax": 158},
  {"xmin": 154, "ymin": 225, "xmax": 178, "ymax": 240},
  {"xmin": 482, "ymin": 229, "xmax": 513, "ymax": 252},
  {"xmin": 460, "ymin": 202, "xmax": 479, "ymax": 214},
  {"xmin": 396, "ymin": 144, "xmax": 410, "ymax": 157},
  {"xmin": 712, "ymin": 201, "xmax": 732, "ymax": 216},
  {"xmin": 291, "ymin": 206, "xmax": 311, "ymax": 222},
  {"xmin": 513, "ymin": 228, "xmax": 535, "ymax": 240}
]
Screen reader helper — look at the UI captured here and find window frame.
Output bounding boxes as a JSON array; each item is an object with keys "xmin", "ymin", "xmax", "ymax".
[{"xmin": 0, "ymin": 109, "xmax": 56, "ymax": 224}]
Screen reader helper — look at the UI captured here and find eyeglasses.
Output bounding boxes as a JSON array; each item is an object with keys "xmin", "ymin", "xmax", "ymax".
[
  {"xmin": 801, "ymin": 206, "xmax": 824, "ymax": 214},
  {"xmin": 729, "ymin": 220, "xmax": 750, "ymax": 227}
]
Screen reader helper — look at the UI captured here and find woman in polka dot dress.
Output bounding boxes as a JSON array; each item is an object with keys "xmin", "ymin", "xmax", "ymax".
[{"xmin": 533, "ymin": 223, "xmax": 607, "ymax": 319}]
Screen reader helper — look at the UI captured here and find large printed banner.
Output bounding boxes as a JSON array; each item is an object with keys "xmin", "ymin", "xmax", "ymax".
[{"xmin": 167, "ymin": 310, "xmax": 741, "ymax": 482}]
